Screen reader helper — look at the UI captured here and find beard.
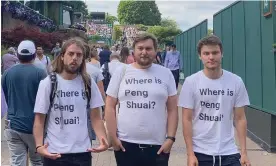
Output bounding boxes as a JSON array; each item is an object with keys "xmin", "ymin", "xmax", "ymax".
[
  {"xmin": 64, "ymin": 64, "xmax": 80, "ymax": 74},
  {"xmin": 135, "ymin": 55, "xmax": 154, "ymax": 67}
]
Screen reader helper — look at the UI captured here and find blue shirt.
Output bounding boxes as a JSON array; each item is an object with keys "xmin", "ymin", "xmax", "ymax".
[
  {"xmin": 164, "ymin": 51, "xmax": 183, "ymax": 70},
  {"xmin": 2, "ymin": 64, "xmax": 47, "ymax": 134}
]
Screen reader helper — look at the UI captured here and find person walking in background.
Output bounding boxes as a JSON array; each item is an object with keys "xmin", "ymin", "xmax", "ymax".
[
  {"xmin": 99, "ymin": 45, "xmax": 112, "ymax": 66},
  {"xmin": 179, "ymin": 35, "xmax": 251, "ymax": 166},
  {"xmin": 2, "ymin": 40, "xmax": 46, "ymax": 166},
  {"xmin": 1, "ymin": 87, "xmax": 8, "ymax": 118},
  {"xmin": 2, "ymin": 47, "xmax": 19, "ymax": 72},
  {"xmin": 88, "ymin": 49, "xmax": 101, "ymax": 69},
  {"xmin": 51, "ymin": 42, "xmax": 61, "ymax": 58},
  {"xmin": 120, "ymin": 47, "xmax": 134, "ymax": 64},
  {"xmin": 164, "ymin": 44, "xmax": 183, "ymax": 89},
  {"xmin": 35, "ymin": 46, "xmax": 52, "ymax": 74}
]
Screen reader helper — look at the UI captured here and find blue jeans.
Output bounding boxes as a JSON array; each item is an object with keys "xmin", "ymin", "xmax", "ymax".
[
  {"xmin": 43, "ymin": 152, "xmax": 91, "ymax": 166},
  {"xmin": 195, "ymin": 152, "xmax": 241, "ymax": 166},
  {"xmin": 4, "ymin": 128, "xmax": 43, "ymax": 166}
]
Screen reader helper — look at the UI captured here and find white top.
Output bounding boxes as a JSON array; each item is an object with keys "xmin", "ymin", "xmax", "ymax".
[
  {"xmin": 106, "ymin": 64, "xmax": 177, "ymax": 145},
  {"xmin": 35, "ymin": 55, "xmax": 51, "ymax": 74},
  {"xmin": 34, "ymin": 74, "xmax": 104, "ymax": 153},
  {"xmin": 100, "ymin": 59, "xmax": 126, "ymax": 77},
  {"xmin": 178, "ymin": 70, "xmax": 250, "ymax": 155},
  {"xmin": 86, "ymin": 63, "xmax": 104, "ymax": 83}
]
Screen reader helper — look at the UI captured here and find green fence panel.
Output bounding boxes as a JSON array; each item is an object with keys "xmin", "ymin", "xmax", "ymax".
[
  {"xmin": 200, "ymin": 21, "xmax": 207, "ymax": 70},
  {"xmin": 232, "ymin": 1, "xmax": 246, "ymax": 82},
  {"xmin": 195, "ymin": 25, "xmax": 201, "ymax": 72},
  {"xmin": 244, "ymin": 1, "xmax": 263, "ymax": 108},
  {"xmin": 261, "ymin": 1, "xmax": 276, "ymax": 112},
  {"xmin": 213, "ymin": 1, "xmax": 276, "ymax": 114},
  {"xmin": 222, "ymin": 7, "xmax": 233, "ymax": 72},
  {"xmin": 174, "ymin": 20, "xmax": 207, "ymax": 77}
]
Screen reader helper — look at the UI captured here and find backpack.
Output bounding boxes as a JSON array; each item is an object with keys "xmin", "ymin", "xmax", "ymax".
[
  {"xmin": 43, "ymin": 72, "xmax": 91, "ymax": 143},
  {"xmin": 102, "ymin": 62, "xmax": 111, "ymax": 92}
]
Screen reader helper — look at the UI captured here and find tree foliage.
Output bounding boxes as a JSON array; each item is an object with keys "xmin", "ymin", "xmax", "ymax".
[
  {"xmin": 147, "ymin": 26, "xmax": 182, "ymax": 45},
  {"xmin": 160, "ymin": 17, "xmax": 179, "ymax": 29},
  {"xmin": 208, "ymin": 29, "xmax": 213, "ymax": 36},
  {"xmin": 117, "ymin": 0, "xmax": 161, "ymax": 26},
  {"xmin": 63, "ymin": 0, "xmax": 88, "ymax": 16},
  {"xmin": 112, "ymin": 25, "xmax": 123, "ymax": 41},
  {"xmin": 106, "ymin": 14, "xmax": 118, "ymax": 24}
]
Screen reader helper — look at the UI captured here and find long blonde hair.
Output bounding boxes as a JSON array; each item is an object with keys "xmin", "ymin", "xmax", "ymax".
[{"xmin": 51, "ymin": 37, "xmax": 91, "ymax": 89}]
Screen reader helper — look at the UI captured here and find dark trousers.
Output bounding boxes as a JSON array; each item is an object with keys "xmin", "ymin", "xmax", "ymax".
[
  {"xmin": 43, "ymin": 152, "xmax": 91, "ymax": 166},
  {"xmin": 114, "ymin": 141, "xmax": 170, "ymax": 166},
  {"xmin": 195, "ymin": 152, "xmax": 241, "ymax": 166},
  {"xmin": 171, "ymin": 69, "xmax": 179, "ymax": 89}
]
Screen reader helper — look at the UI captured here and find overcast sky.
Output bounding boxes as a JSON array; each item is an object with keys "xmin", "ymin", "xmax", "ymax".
[{"xmin": 85, "ymin": 0, "xmax": 236, "ymax": 31}]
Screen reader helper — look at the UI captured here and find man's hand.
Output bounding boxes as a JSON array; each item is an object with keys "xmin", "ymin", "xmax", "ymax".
[
  {"xmin": 112, "ymin": 137, "xmax": 125, "ymax": 152},
  {"xmin": 240, "ymin": 154, "xmax": 251, "ymax": 166},
  {"xmin": 36, "ymin": 143, "xmax": 61, "ymax": 160},
  {"xmin": 87, "ymin": 137, "xmax": 109, "ymax": 153},
  {"xmin": 187, "ymin": 154, "xmax": 198, "ymax": 166},
  {"xmin": 157, "ymin": 139, "xmax": 174, "ymax": 154}
]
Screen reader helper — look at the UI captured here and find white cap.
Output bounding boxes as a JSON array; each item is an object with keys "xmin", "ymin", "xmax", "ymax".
[{"xmin": 17, "ymin": 40, "xmax": 36, "ymax": 56}]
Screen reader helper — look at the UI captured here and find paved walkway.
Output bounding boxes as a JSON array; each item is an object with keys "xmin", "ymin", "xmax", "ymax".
[{"xmin": 1, "ymin": 107, "xmax": 276, "ymax": 166}]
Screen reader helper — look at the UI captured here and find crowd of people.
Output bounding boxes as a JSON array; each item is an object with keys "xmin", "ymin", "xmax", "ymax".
[{"xmin": 1, "ymin": 32, "xmax": 251, "ymax": 166}]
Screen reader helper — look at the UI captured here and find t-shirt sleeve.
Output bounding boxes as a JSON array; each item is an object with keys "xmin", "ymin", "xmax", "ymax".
[
  {"xmin": 106, "ymin": 66, "xmax": 125, "ymax": 98},
  {"xmin": 34, "ymin": 77, "xmax": 51, "ymax": 114},
  {"xmin": 234, "ymin": 77, "xmax": 250, "ymax": 108},
  {"xmin": 167, "ymin": 69, "xmax": 177, "ymax": 96},
  {"xmin": 178, "ymin": 77, "xmax": 195, "ymax": 109},
  {"xmin": 96, "ymin": 70, "xmax": 104, "ymax": 82},
  {"xmin": 90, "ymin": 79, "xmax": 105, "ymax": 109}
]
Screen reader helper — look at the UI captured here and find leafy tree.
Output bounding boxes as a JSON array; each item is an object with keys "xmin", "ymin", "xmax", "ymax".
[
  {"xmin": 63, "ymin": 0, "xmax": 88, "ymax": 17},
  {"xmin": 112, "ymin": 25, "xmax": 123, "ymax": 41},
  {"xmin": 147, "ymin": 26, "xmax": 182, "ymax": 45},
  {"xmin": 106, "ymin": 14, "xmax": 118, "ymax": 24},
  {"xmin": 208, "ymin": 29, "xmax": 213, "ymax": 36},
  {"xmin": 117, "ymin": 0, "xmax": 161, "ymax": 26},
  {"xmin": 160, "ymin": 17, "xmax": 179, "ymax": 29}
]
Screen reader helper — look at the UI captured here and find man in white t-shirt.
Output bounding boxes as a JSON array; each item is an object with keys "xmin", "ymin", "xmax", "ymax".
[
  {"xmin": 33, "ymin": 38, "xmax": 109, "ymax": 166},
  {"xmin": 105, "ymin": 32, "xmax": 178, "ymax": 166},
  {"xmin": 178, "ymin": 35, "xmax": 251, "ymax": 166},
  {"xmin": 35, "ymin": 46, "xmax": 52, "ymax": 74}
]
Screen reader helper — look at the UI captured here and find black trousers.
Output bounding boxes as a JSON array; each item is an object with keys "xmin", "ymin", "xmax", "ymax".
[
  {"xmin": 171, "ymin": 69, "xmax": 179, "ymax": 89},
  {"xmin": 114, "ymin": 141, "xmax": 170, "ymax": 166},
  {"xmin": 195, "ymin": 152, "xmax": 241, "ymax": 166},
  {"xmin": 43, "ymin": 152, "xmax": 91, "ymax": 166}
]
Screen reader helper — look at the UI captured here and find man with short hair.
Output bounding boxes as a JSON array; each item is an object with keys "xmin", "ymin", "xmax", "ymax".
[
  {"xmin": 179, "ymin": 35, "xmax": 251, "ymax": 166},
  {"xmin": 51, "ymin": 42, "xmax": 61, "ymax": 58},
  {"xmin": 164, "ymin": 44, "xmax": 183, "ymax": 89},
  {"xmin": 105, "ymin": 32, "xmax": 178, "ymax": 166},
  {"xmin": 33, "ymin": 38, "xmax": 109, "ymax": 166},
  {"xmin": 101, "ymin": 52, "xmax": 126, "ymax": 77},
  {"xmin": 35, "ymin": 46, "xmax": 51, "ymax": 74},
  {"xmin": 2, "ymin": 40, "xmax": 46, "ymax": 166}
]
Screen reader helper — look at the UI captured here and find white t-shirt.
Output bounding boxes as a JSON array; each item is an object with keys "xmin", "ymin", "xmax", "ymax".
[
  {"xmin": 34, "ymin": 74, "xmax": 104, "ymax": 154},
  {"xmin": 178, "ymin": 70, "xmax": 250, "ymax": 155},
  {"xmin": 35, "ymin": 55, "xmax": 51, "ymax": 74},
  {"xmin": 100, "ymin": 59, "xmax": 126, "ymax": 77},
  {"xmin": 86, "ymin": 63, "xmax": 104, "ymax": 83},
  {"xmin": 106, "ymin": 64, "xmax": 177, "ymax": 145}
]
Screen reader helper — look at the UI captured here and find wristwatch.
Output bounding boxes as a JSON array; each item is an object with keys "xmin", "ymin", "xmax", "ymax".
[{"xmin": 166, "ymin": 136, "xmax": 176, "ymax": 142}]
